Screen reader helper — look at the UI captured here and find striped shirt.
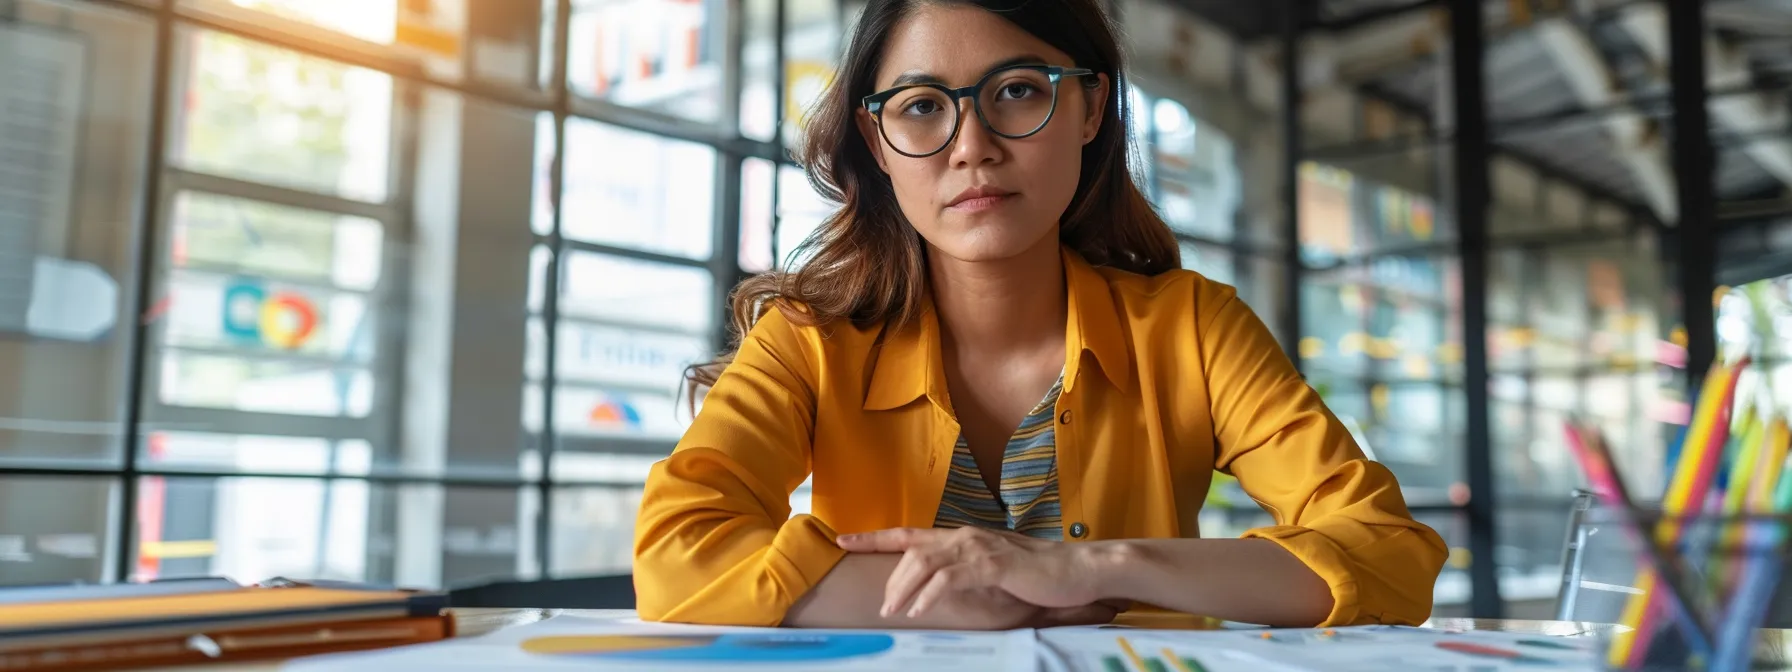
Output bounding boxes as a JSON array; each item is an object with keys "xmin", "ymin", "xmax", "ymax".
[{"xmin": 932, "ymin": 373, "xmax": 1065, "ymax": 540}]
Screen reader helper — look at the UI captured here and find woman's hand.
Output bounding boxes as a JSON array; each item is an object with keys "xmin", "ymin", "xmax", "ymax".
[{"xmin": 836, "ymin": 526, "xmax": 1123, "ymax": 621}]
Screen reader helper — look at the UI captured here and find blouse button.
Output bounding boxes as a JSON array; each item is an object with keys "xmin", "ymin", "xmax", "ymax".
[
  {"xmin": 1069, "ymin": 522, "xmax": 1088, "ymax": 539},
  {"xmin": 1058, "ymin": 410, "xmax": 1071, "ymax": 425}
]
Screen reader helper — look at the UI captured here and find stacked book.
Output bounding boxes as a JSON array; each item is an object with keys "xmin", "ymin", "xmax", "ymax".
[{"xmin": 0, "ymin": 578, "xmax": 451, "ymax": 670}]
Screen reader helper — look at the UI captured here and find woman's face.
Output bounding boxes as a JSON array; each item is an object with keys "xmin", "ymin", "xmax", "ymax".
[{"xmin": 856, "ymin": 4, "xmax": 1109, "ymax": 264}]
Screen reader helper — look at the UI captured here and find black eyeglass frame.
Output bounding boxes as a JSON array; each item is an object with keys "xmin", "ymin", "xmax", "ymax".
[{"xmin": 861, "ymin": 64, "xmax": 1098, "ymax": 158}]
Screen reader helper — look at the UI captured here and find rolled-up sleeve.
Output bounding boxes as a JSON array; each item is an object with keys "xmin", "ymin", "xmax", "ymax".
[
  {"xmin": 633, "ymin": 307, "xmax": 847, "ymax": 626},
  {"xmin": 1195, "ymin": 283, "xmax": 1447, "ymax": 627}
]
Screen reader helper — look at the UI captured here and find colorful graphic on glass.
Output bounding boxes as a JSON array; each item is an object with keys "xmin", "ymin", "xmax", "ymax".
[{"xmin": 221, "ymin": 280, "xmax": 319, "ymax": 349}]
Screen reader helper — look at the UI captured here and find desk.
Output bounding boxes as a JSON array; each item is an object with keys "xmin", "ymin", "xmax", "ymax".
[{"xmin": 139, "ymin": 611, "xmax": 1742, "ymax": 671}]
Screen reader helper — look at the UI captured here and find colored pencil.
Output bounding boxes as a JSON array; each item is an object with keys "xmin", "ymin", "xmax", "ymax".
[
  {"xmin": 1565, "ymin": 422, "xmax": 1713, "ymax": 667},
  {"xmin": 1709, "ymin": 450, "xmax": 1792, "ymax": 672},
  {"xmin": 1710, "ymin": 411, "xmax": 1763, "ymax": 598},
  {"xmin": 1647, "ymin": 361, "xmax": 1745, "ymax": 660}
]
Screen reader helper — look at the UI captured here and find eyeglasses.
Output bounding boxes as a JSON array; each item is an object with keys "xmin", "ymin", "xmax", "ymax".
[{"xmin": 862, "ymin": 64, "xmax": 1096, "ymax": 158}]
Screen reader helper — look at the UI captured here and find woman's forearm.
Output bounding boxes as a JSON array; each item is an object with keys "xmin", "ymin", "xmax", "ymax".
[
  {"xmin": 783, "ymin": 554, "xmax": 1016, "ymax": 629},
  {"xmin": 782, "ymin": 554, "xmax": 908, "ymax": 628},
  {"xmin": 1089, "ymin": 538, "xmax": 1334, "ymax": 627}
]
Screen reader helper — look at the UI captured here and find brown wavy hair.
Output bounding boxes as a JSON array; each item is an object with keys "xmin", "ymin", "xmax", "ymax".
[{"xmin": 685, "ymin": 0, "xmax": 1178, "ymax": 396}]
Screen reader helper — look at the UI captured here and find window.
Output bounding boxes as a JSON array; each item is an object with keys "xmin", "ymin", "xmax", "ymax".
[
  {"xmin": 0, "ymin": 476, "xmax": 115, "ymax": 584},
  {"xmin": 0, "ymin": 0, "xmax": 157, "ymax": 469},
  {"xmin": 1150, "ymin": 98, "xmax": 1238, "ymax": 242},
  {"xmin": 171, "ymin": 30, "xmax": 394, "ymax": 202},
  {"xmin": 561, "ymin": 118, "xmax": 717, "ymax": 259},
  {"xmin": 776, "ymin": 165, "xmax": 836, "ymax": 269},
  {"xmin": 181, "ymin": 0, "xmax": 398, "ymax": 44},
  {"xmin": 739, "ymin": 157, "xmax": 777, "ymax": 273},
  {"xmin": 568, "ymin": 0, "xmax": 726, "ymax": 123},
  {"xmin": 560, "ymin": 252, "xmax": 714, "ymax": 334}
]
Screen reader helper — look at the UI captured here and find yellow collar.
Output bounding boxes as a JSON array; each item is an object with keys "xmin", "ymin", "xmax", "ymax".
[{"xmin": 862, "ymin": 245, "xmax": 1133, "ymax": 411}]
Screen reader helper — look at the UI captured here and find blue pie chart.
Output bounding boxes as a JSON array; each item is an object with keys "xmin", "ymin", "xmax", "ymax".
[{"xmin": 520, "ymin": 633, "xmax": 897, "ymax": 663}]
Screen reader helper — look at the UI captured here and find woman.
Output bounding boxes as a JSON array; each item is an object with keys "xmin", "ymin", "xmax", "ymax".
[{"xmin": 634, "ymin": 0, "xmax": 1446, "ymax": 630}]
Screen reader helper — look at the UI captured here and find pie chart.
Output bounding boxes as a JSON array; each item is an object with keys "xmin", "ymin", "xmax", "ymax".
[{"xmin": 520, "ymin": 633, "xmax": 897, "ymax": 663}]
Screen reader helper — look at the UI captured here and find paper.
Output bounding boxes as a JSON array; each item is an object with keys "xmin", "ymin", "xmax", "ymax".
[
  {"xmin": 1038, "ymin": 625, "xmax": 1600, "ymax": 672},
  {"xmin": 0, "ymin": 23, "xmax": 86, "ymax": 335},
  {"xmin": 283, "ymin": 613, "xmax": 1038, "ymax": 672}
]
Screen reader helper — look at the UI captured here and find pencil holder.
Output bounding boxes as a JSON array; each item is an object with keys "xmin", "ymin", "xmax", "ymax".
[{"xmin": 1576, "ymin": 508, "xmax": 1792, "ymax": 672}]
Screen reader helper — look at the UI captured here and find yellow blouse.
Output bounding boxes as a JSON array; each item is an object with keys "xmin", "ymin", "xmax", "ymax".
[{"xmin": 633, "ymin": 245, "xmax": 1447, "ymax": 627}]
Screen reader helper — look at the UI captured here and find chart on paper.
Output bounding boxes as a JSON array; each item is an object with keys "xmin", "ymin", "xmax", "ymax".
[
  {"xmin": 1040, "ymin": 625, "xmax": 1599, "ymax": 672},
  {"xmin": 284, "ymin": 614, "xmax": 1038, "ymax": 672}
]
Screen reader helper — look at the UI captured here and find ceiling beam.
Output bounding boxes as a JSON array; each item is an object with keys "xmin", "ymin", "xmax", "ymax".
[
  {"xmin": 1619, "ymin": 4, "xmax": 1792, "ymax": 190},
  {"xmin": 1310, "ymin": 0, "xmax": 1442, "ymax": 33},
  {"xmin": 1532, "ymin": 16, "xmax": 1678, "ymax": 219},
  {"xmin": 1357, "ymin": 80, "xmax": 1662, "ymax": 227}
]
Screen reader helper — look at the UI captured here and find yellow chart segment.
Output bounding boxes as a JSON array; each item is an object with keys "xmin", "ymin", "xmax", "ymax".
[{"xmin": 520, "ymin": 635, "xmax": 719, "ymax": 655}]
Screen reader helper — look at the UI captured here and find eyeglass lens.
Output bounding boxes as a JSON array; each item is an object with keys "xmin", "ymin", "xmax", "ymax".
[{"xmin": 879, "ymin": 67, "xmax": 1060, "ymax": 156}]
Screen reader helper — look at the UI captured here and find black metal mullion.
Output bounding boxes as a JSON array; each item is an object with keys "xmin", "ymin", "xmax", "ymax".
[
  {"xmin": 1449, "ymin": 0, "xmax": 1502, "ymax": 618},
  {"xmin": 769, "ymin": 0, "xmax": 790, "ymax": 266},
  {"xmin": 534, "ymin": 0, "xmax": 575, "ymax": 581},
  {"xmin": 1669, "ymin": 0, "xmax": 1717, "ymax": 391},
  {"xmin": 713, "ymin": 0, "xmax": 747, "ymax": 354},
  {"xmin": 0, "ymin": 464, "xmax": 647, "ymax": 490},
  {"xmin": 114, "ymin": 0, "xmax": 179, "ymax": 585},
  {"xmin": 1280, "ymin": 0, "xmax": 1305, "ymax": 370}
]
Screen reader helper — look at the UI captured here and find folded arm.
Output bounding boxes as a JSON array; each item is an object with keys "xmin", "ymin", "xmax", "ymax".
[
  {"xmin": 1195, "ymin": 284, "xmax": 1448, "ymax": 626},
  {"xmin": 634, "ymin": 309, "xmax": 1108, "ymax": 629},
  {"xmin": 633, "ymin": 308, "xmax": 845, "ymax": 626}
]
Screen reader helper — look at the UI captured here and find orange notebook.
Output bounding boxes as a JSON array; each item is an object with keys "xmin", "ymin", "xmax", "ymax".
[
  {"xmin": 0, "ymin": 614, "xmax": 453, "ymax": 671},
  {"xmin": 0, "ymin": 583, "xmax": 446, "ymax": 652}
]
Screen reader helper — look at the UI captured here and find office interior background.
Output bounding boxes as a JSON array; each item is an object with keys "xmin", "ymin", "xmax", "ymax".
[{"xmin": 1, "ymin": 0, "xmax": 1789, "ymax": 620}]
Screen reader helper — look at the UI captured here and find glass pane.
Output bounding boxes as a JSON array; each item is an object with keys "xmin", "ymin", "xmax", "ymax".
[
  {"xmin": 1126, "ymin": 87, "xmax": 1154, "ymax": 190},
  {"xmin": 1179, "ymin": 241, "xmax": 1235, "ymax": 287},
  {"xmin": 1298, "ymin": 161, "xmax": 1448, "ymax": 263},
  {"xmin": 0, "ymin": 1, "xmax": 156, "ymax": 468},
  {"xmin": 173, "ymin": 29, "xmax": 394, "ymax": 202},
  {"xmin": 144, "ymin": 431, "xmax": 371, "ymax": 475},
  {"xmin": 562, "ymin": 118, "xmax": 716, "ymax": 259},
  {"xmin": 1300, "ymin": 266, "xmax": 1369, "ymax": 378},
  {"xmin": 1150, "ymin": 98, "xmax": 1239, "ymax": 242},
  {"xmin": 560, "ymin": 252, "xmax": 714, "ymax": 335},
  {"xmin": 1304, "ymin": 254, "xmax": 1461, "ymax": 382},
  {"xmin": 740, "ymin": 0, "xmax": 777, "ymax": 142},
  {"xmin": 138, "ymin": 478, "xmax": 535, "ymax": 588},
  {"xmin": 549, "ymin": 486, "xmax": 643, "ymax": 576},
  {"xmin": 157, "ymin": 350, "xmax": 374, "ymax": 417},
  {"xmin": 1498, "ymin": 505, "xmax": 1576, "ymax": 613},
  {"xmin": 1311, "ymin": 379, "xmax": 1463, "ymax": 506},
  {"xmin": 161, "ymin": 270, "xmax": 375, "ymax": 362},
  {"xmin": 527, "ymin": 319, "xmax": 710, "ymax": 390},
  {"xmin": 0, "ymin": 476, "xmax": 114, "ymax": 585},
  {"xmin": 524, "ymin": 383, "xmax": 687, "ymax": 442},
  {"xmin": 568, "ymin": 0, "xmax": 725, "ymax": 123},
  {"xmin": 180, "ymin": 0, "xmax": 557, "ymax": 91},
  {"xmin": 183, "ymin": 0, "xmax": 398, "ymax": 43},
  {"xmin": 1236, "ymin": 256, "xmax": 1286, "ymax": 346},
  {"xmin": 1420, "ymin": 511, "xmax": 1473, "ymax": 613},
  {"xmin": 531, "ymin": 113, "xmax": 556, "ymax": 237},
  {"xmin": 784, "ymin": 0, "xmax": 841, "ymax": 147},
  {"xmin": 740, "ymin": 157, "xmax": 776, "ymax": 273},
  {"xmin": 1297, "ymin": 162, "xmax": 1357, "ymax": 264},
  {"xmin": 171, "ymin": 192, "xmax": 384, "ymax": 290},
  {"xmin": 777, "ymin": 165, "xmax": 836, "ymax": 269}
]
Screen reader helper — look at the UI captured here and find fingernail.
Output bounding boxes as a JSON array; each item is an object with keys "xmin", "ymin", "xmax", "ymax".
[
  {"xmin": 878, "ymin": 604, "xmax": 891, "ymax": 617},
  {"xmin": 907, "ymin": 606, "xmax": 920, "ymax": 618}
]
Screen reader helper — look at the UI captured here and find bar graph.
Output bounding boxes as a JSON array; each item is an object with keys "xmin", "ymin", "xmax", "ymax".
[{"xmin": 1107, "ymin": 637, "xmax": 1210, "ymax": 672}]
